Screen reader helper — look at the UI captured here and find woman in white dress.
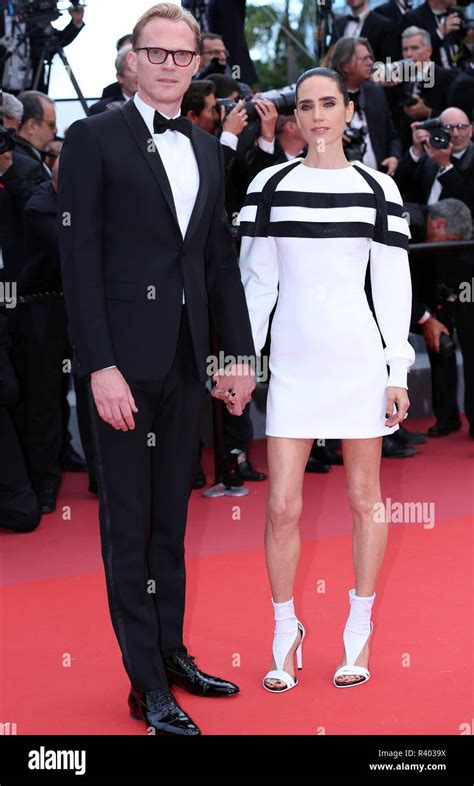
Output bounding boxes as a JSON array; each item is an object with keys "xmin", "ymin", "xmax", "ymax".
[{"xmin": 238, "ymin": 67, "xmax": 415, "ymax": 692}]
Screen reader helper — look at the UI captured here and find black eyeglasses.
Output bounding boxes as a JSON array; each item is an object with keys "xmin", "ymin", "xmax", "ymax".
[{"xmin": 135, "ymin": 47, "xmax": 197, "ymax": 66}]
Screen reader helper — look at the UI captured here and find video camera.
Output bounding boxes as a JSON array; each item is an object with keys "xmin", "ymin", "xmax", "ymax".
[{"xmin": 0, "ymin": 0, "xmax": 82, "ymax": 25}]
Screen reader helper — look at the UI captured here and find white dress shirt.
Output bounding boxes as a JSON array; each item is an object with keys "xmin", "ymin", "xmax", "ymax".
[
  {"xmin": 409, "ymin": 145, "xmax": 466, "ymax": 204},
  {"xmin": 344, "ymin": 6, "xmax": 370, "ymax": 38}
]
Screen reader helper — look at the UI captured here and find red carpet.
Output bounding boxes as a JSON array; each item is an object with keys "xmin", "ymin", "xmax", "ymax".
[{"xmin": 1, "ymin": 417, "xmax": 473, "ymax": 735}]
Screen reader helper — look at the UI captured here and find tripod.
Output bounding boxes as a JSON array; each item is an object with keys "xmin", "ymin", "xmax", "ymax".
[
  {"xmin": 315, "ymin": 0, "xmax": 337, "ymax": 64},
  {"xmin": 31, "ymin": 24, "xmax": 89, "ymax": 115},
  {"xmin": 0, "ymin": 8, "xmax": 88, "ymax": 114}
]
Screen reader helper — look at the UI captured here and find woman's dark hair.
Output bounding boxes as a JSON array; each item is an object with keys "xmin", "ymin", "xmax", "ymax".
[{"xmin": 295, "ymin": 67, "xmax": 350, "ymax": 106}]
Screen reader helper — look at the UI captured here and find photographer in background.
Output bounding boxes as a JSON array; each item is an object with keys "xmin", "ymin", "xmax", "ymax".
[
  {"xmin": 195, "ymin": 32, "xmax": 253, "ymax": 98},
  {"xmin": 395, "ymin": 106, "xmax": 474, "ymax": 215},
  {"xmin": 414, "ymin": 200, "xmax": 473, "ymax": 438},
  {"xmin": 89, "ymin": 44, "xmax": 138, "ymax": 115},
  {"xmin": 329, "ymin": 37, "xmax": 402, "ymax": 174},
  {"xmin": 0, "ymin": 1, "xmax": 85, "ymax": 94},
  {"xmin": 387, "ymin": 27, "xmax": 456, "ymax": 151},
  {"xmin": 402, "ymin": 0, "xmax": 470, "ymax": 69}
]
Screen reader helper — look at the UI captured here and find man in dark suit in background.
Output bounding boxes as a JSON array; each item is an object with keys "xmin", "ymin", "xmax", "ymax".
[
  {"xmin": 58, "ymin": 3, "xmax": 255, "ymax": 737},
  {"xmin": 395, "ymin": 106, "xmax": 474, "ymax": 214},
  {"xmin": 330, "ymin": 0, "xmax": 399, "ymax": 62},
  {"xmin": 89, "ymin": 45, "xmax": 137, "ymax": 116},
  {"xmin": 402, "ymin": 0, "xmax": 466, "ymax": 68},
  {"xmin": 329, "ymin": 38, "xmax": 402, "ymax": 174}
]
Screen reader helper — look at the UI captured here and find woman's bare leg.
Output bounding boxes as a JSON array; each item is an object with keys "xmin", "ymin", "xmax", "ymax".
[
  {"xmin": 334, "ymin": 437, "xmax": 387, "ymax": 685},
  {"xmin": 263, "ymin": 436, "xmax": 313, "ymax": 689}
]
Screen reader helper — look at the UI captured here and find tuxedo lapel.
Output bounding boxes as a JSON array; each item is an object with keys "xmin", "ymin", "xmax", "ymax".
[
  {"xmin": 183, "ymin": 126, "xmax": 210, "ymax": 247},
  {"xmin": 120, "ymin": 99, "xmax": 179, "ymax": 228}
]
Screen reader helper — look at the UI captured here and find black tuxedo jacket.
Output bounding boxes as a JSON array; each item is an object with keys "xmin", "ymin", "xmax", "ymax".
[
  {"xmin": 395, "ymin": 141, "xmax": 474, "ymax": 215},
  {"xmin": 58, "ymin": 99, "xmax": 255, "ymax": 381},
  {"xmin": 402, "ymin": 2, "xmax": 462, "ymax": 68},
  {"xmin": 357, "ymin": 81, "xmax": 402, "ymax": 165},
  {"xmin": 330, "ymin": 11, "xmax": 399, "ymax": 62}
]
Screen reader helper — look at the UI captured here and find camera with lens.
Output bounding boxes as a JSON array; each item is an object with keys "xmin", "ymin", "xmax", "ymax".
[
  {"xmin": 416, "ymin": 117, "xmax": 451, "ymax": 149},
  {"xmin": 343, "ymin": 125, "xmax": 367, "ymax": 161},
  {"xmin": 446, "ymin": 3, "xmax": 474, "ymax": 36},
  {"xmin": 216, "ymin": 86, "xmax": 296, "ymax": 125},
  {"xmin": 0, "ymin": 0, "xmax": 82, "ymax": 23}
]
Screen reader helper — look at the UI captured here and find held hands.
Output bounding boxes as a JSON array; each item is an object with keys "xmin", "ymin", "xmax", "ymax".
[
  {"xmin": 211, "ymin": 363, "xmax": 256, "ymax": 416},
  {"xmin": 91, "ymin": 367, "xmax": 138, "ymax": 431},
  {"xmin": 385, "ymin": 387, "xmax": 410, "ymax": 428}
]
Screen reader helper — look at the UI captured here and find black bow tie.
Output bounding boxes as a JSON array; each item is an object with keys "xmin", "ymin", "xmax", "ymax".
[
  {"xmin": 348, "ymin": 14, "xmax": 360, "ymax": 22},
  {"xmin": 153, "ymin": 111, "xmax": 192, "ymax": 139}
]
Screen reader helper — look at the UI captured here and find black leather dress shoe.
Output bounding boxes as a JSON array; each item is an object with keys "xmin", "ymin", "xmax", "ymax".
[
  {"xmin": 393, "ymin": 425, "xmax": 427, "ymax": 445},
  {"xmin": 237, "ymin": 459, "xmax": 267, "ymax": 481},
  {"xmin": 37, "ymin": 488, "xmax": 57, "ymax": 514},
  {"xmin": 311, "ymin": 444, "xmax": 343, "ymax": 465},
  {"xmin": 60, "ymin": 447, "xmax": 88, "ymax": 472},
  {"xmin": 305, "ymin": 456, "xmax": 331, "ymax": 473},
  {"xmin": 427, "ymin": 420, "xmax": 462, "ymax": 437},
  {"xmin": 164, "ymin": 653, "xmax": 240, "ymax": 697},
  {"xmin": 382, "ymin": 436, "xmax": 416, "ymax": 458},
  {"xmin": 128, "ymin": 687, "xmax": 200, "ymax": 736}
]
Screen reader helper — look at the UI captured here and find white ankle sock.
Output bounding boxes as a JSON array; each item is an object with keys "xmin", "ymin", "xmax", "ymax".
[{"xmin": 343, "ymin": 588, "xmax": 376, "ymax": 666}]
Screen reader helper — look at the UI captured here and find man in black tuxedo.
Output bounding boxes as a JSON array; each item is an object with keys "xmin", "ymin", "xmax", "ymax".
[
  {"xmin": 402, "ymin": 0, "xmax": 466, "ymax": 69},
  {"xmin": 329, "ymin": 37, "xmax": 402, "ymax": 173},
  {"xmin": 58, "ymin": 3, "xmax": 255, "ymax": 737},
  {"xmin": 395, "ymin": 106, "xmax": 474, "ymax": 214},
  {"xmin": 329, "ymin": 0, "xmax": 399, "ymax": 62},
  {"xmin": 386, "ymin": 26, "xmax": 456, "ymax": 151}
]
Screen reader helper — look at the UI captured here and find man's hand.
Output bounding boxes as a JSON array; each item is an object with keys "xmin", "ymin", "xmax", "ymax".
[
  {"xmin": 0, "ymin": 151, "xmax": 13, "ymax": 176},
  {"xmin": 439, "ymin": 12, "xmax": 461, "ymax": 37},
  {"xmin": 422, "ymin": 315, "xmax": 450, "ymax": 352},
  {"xmin": 91, "ymin": 367, "xmax": 138, "ymax": 431},
  {"xmin": 425, "ymin": 139, "xmax": 453, "ymax": 169},
  {"xmin": 254, "ymin": 99, "xmax": 278, "ymax": 142},
  {"xmin": 411, "ymin": 121, "xmax": 431, "ymax": 155},
  {"xmin": 222, "ymin": 100, "xmax": 248, "ymax": 137},
  {"xmin": 385, "ymin": 386, "xmax": 410, "ymax": 428},
  {"xmin": 404, "ymin": 95, "xmax": 431, "ymax": 120},
  {"xmin": 69, "ymin": 4, "xmax": 85, "ymax": 25},
  {"xmin": 211, "ymin": 363, "xmax": 256, "ymax": 416},
  {"xmin": 381, "ymin": 156, "xmax": 398, "ymax": 176}
]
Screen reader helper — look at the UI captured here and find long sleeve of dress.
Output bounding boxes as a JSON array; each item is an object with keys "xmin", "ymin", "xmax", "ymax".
[
  {"xmin": 237, "ymin": 172, "xmax": 280, "ymax": 356},
  {"xmin": 370, "ymin": 175, "xmax": 415, "ymax": 389}
]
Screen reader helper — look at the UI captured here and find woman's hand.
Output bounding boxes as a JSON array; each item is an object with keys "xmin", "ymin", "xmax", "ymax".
[{"xmin": 385, "ymin": 386, "xmax": 410, "ymax": 428}]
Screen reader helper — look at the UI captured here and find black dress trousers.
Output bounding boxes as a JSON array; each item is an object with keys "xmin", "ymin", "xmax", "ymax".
[{"xmin": 87, "ymin": 306, "xmax": 205, "ymax": 691}]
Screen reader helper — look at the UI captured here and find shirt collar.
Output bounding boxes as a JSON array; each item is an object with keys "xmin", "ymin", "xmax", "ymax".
[{"xmin": 133, "ymin": 92, "xmax": 182, "ymax": 135}]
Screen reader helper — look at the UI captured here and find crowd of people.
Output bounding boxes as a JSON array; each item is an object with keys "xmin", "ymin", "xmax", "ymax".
[{"xmin": 0, "ymin": 0, "xmax": 473, "ymax": 534}]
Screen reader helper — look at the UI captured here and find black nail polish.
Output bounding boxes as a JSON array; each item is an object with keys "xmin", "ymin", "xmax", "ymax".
[{"xmin": 385, "ymin": 413, "xmax": 390, "ymax": 419}]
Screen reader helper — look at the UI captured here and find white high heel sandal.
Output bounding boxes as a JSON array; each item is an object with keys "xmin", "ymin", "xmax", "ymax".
[
  {"xmin": 333, "ymin": 588, "xmax": 375, "ymax": 688},
  {"xmin": 263, "ymin": 597, "xmax": 306, "ymax": 693}
]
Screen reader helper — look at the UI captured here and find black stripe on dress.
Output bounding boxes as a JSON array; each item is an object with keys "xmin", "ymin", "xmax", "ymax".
[
  {"xmin": 239, "ymin": 220, "xmax": 375, "ymax": 239},
  {"xmin": 241, "ymin": 193, "xmax": 404, "ymax": 219}
]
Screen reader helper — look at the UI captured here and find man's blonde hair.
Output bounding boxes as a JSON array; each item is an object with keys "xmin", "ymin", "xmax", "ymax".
[{"xmin": 132, "ymin": 3, "xmax": 201, "ymax": 52}]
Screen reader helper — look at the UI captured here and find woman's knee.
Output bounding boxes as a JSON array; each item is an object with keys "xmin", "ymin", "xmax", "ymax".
[
  {"xmin": 267, "ymin": 495, "xmax": 302, "ymax": 532},
  {"xmin": 346, "ymin": 485, "xmax": 379, "ymax": 519}
]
